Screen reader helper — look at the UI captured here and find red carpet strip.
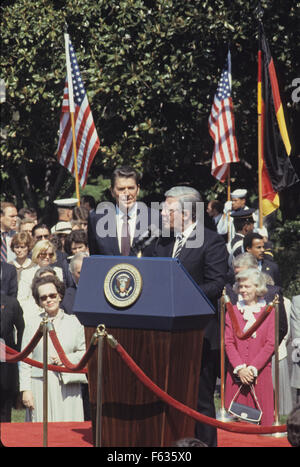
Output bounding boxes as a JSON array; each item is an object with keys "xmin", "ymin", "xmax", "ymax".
[{"xmin": 0, "ymin": 422, "xmax": 290, "ymax": 448}]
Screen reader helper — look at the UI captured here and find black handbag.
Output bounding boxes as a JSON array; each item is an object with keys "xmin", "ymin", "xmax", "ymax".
[{"xmin": 228, "ymin": 384, "xmax": 262, "ymax": 424}]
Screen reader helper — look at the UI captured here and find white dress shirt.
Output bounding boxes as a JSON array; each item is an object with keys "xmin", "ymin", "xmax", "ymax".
[{"xmin": 115, "ymin": 203, "xmax": 138, "ymax": 253}]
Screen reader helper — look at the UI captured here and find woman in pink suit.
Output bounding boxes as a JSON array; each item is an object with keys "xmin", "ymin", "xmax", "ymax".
[{"xmin": 225, "ymin": 268, "xmax": 275, "ymax": 425}]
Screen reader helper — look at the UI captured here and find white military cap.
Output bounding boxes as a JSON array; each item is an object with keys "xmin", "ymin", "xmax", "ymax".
[
  {"xmin": 257, "ymin": 226, "xmax": 268, "ymax": 238},
  {"xmin": 231, "ymin": 189, "xmax": 247, "ymax": 199},
  {"xmin": 53, "ymin": 198, "xmax": 78, "ymax": 208},
  {"xmin": 51, "ymin": 221, "xmax": 72, "ymax": 234}
]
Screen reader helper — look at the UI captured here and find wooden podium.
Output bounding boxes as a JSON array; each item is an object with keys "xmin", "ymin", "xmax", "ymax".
[{"xmin": 73, "ymin": 256, "xmax": 215, "ymax": 447}]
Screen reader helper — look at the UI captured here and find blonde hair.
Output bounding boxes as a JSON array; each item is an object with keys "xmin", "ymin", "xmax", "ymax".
[
  {"xmin": 233, "ymin": 268, "xmax": 268, "ymax": 297},
  {"xmin": 31, "ymin": 240, "xmax": 57, "ymax": 264}
]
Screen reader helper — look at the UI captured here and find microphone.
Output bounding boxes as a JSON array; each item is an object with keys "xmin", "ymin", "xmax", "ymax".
[
  {"xmin": 134, "ymin": 228, "xmax": 152, "ymax": 247},
  {"xmin": 132, "ymin": 225, "xmax": 161, "ymax": 255}
]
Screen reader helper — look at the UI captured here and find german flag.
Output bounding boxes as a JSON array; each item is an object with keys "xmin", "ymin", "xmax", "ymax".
[{"xmin": 258, "ymin": 23, "xmax": 298, "ymax": 217}]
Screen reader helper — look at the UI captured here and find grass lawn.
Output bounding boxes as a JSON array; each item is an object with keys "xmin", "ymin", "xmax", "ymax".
[{"xmin": 11, "ymin": 408, "xmax": 26, "ymax": 423}]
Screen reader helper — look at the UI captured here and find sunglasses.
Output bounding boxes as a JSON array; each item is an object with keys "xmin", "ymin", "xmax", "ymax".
[
  {"xmin": 38, "ymin": 252, "xmax": 54, "ymax": 259},
  {"xmin": 39, "ymin": 293, "xmax": 58, "ymax": 302}
]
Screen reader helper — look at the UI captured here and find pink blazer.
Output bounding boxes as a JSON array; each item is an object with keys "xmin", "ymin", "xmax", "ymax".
[{"xmin": 225, "ymin": 303, "xmax": 275, "ymax": 373}]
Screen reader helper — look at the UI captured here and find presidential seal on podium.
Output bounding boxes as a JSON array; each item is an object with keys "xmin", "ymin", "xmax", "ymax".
[{"xmin": 104, "ymin": 263, "xmax": 143, "ymax": 308}]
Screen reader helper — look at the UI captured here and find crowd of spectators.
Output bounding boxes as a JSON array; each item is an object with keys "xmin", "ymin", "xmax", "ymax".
[{"xmin": 0, "ymin": 198, "xmax": 91, "ymax": 423}]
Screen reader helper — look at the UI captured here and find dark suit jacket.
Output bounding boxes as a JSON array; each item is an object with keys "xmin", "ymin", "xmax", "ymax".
[
  {"xmin": 153, "ymin": 227, "xmax": 229, "ymax": 350},
  {"xmin": 60, "ymin": 285, "xmax": 77, "ymax": 315},
  {"xmin": 0, "ymin": 262, "xmax": 18, "ymax": 297},
  {"xmin": 0, "ymin": 295, "xmax": 25, "ymax": 392},
  {"xmin": 88, "ymin": 202, "xmax": 160, "ymax": 257},
  {"xmin": 53, "ymin": 255, "xmax": 75, "ymax": 288},
  {"xmin": 261, "ymin": 259, "xmax": 281, "ymax": 286}
]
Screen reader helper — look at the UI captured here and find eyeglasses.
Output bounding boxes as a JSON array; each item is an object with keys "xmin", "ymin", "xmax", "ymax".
[
  {"xmin": 36, "ymin": 234, "xmax": 50, "ymax": 240},
  {"xmin": 161, "ymin": 204, "xmax": 180, "ymax": 215},
  {"xmin": 39, "ymin": 293, "xmax": 58, "ymax": 302},
  {"xmin": 38, "ymin": 252, "xmax": 54, "ymax": 259}
]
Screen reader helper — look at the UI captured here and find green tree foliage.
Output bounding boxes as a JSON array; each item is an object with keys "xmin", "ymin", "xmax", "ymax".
[
  {"xmin": 272, "ymin": 216, "xmax": 300, "ymax": 297},
  {"xmin": 1, "ymin": 0, "xmax": 299, "ymax": 214}
]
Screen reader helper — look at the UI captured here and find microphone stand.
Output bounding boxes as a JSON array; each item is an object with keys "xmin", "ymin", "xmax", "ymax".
[{"xmin": 132, "ymin": 228, "xmax": 161, "ymax": 257}]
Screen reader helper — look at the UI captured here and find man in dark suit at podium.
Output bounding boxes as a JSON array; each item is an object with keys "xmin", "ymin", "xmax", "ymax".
[
  {"xmin": 88, "ymin": 166, "xmax": 160, "ymax": 257},
  {"xmin": 153, "ymin": 186, "xmax": 228, "ymax": 447}
]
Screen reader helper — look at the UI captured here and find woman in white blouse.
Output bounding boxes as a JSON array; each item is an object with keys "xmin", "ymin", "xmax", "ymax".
[
  {"xmin": 19, "ymin": 275, "xmax": 86, "ymax": 422},
  {"xmin": 9, "ymin": 231, "xmax": 34, "ymax": 281}
]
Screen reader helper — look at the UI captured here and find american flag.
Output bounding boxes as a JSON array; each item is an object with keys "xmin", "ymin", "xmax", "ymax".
[
  {"xmin": 57, "ymin": 38, "xmax": 100, "ymax": 188},
  {"xmin": 209, "ymin": 50, "xmax": 239, "ymax": 182}
]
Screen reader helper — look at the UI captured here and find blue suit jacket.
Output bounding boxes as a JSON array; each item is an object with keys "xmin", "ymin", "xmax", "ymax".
[
  {"xmin": 261, "ymin": 259, "xmax": 281, "ymax": 287},
  {"xmin": 60, "ymin": 285, "xmax": 77, "ymax": 315},
  {"xmin": 0, "ymin": 262, "xmax": 18, "ymax": 297}
]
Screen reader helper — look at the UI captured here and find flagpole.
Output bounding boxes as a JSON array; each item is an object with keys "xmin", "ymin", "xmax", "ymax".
[
  {"xmin": 64, "ymin": 32, "xmax": 81, "ymax": 206},
  {"xmin": 257, "ymin": 34, "xmax": 263, "ymax": 229},
  {"xmin": 227, "ymin": 167, "xmax": 231, "ymax": 242}
]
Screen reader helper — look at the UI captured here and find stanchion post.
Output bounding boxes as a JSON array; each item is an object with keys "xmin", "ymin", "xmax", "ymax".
[
  {"xmin": 216, "ymin": 289, "xmax": 234, "ymax": 422},
  {"xmin": 95, "ymin": 325, "xmax": 106, "ymax": 447},
  {"xmin": 272, "ymin": 295, "xmax": 286, "ymax": 437},
  {"xmin": 42, "ymin": 314, "xmax": 49, "ymax": 447}
]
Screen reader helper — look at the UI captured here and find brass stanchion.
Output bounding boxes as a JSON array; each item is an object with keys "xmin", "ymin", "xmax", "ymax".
[
  {"xmin": 272, "ymin": 295, "xmax": 286, "ymax": 437},
  {"xmin": 95, "ymin": 324, "xmax": 106, "ymax": 447},
  {"xmin": 216, "ymin": 289, "xmax": 235, "ymax": 422},
  {"xmin": 42, "ymin": 314, "xmax": 49, "ymax": 447}
]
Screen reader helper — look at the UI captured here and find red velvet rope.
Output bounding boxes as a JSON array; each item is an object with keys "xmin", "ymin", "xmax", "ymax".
[
  {"xmin": 48, "ymin": 328, "xmax": 96, "ymax": 371},
  {"xmin": 1, "ymin": 328, "xmax": 287, "ymax": 435},
  {"xmin": 2, "ymin": 326, "xmax": 43, "ymax": 362},
  {"xmin": 114, "ymin": 342, "xmax": 287, "ymax": 435},
  {"xmin": 225, "ymin": 300, "xmax": 274, "ymax": 340},
  {"xmin": 1, "ymin": 342, "xmax": 87, "ymax": 374},
  {"xmin": 1, "ymin": 322, "xmax": 98, "ymax": 373}
]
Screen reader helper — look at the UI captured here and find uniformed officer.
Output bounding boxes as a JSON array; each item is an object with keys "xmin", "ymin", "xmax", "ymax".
[
  {"xmin": 53, "ymin": 198, "xmax": 78, "ymax": 222},
  {"xmin": 217, "ymin": 189, "xmax": 266, "ymax": 243},
  {"xmin": 227, "ymin": 208, "xmax": 255, "ymax": 267}
]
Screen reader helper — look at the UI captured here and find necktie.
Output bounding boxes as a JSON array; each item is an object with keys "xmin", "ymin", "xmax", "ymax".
[
  {"xmin": 121, "ymin": 215, "xmax": 131, "ymax": 256},
  {"xmin": 173, "ymin": 234, "xmax": 184, "ymax": 258},
  {"xmin": 1, "ymin": 232, "xmax": 8, "ymax": 262}
]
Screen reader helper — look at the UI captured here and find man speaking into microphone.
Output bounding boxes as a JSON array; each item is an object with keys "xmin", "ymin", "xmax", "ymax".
[
  {"xmin": 152, "ymin": 186, "xmax": 228, "ymax": 447},
  {"xmin": 88, "ymin": 166, "xmax": 160, "ymax": 257}
]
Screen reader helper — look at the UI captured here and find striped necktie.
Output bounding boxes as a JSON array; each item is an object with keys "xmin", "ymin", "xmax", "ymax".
[
  {"xmin": 173, "ymin": 234, "xmax": 184, "ymax": 258},
  {"xmin": 121, "ymin": 215, "xmax": 131, "ymax": 256},
  {"xmin": 1, "ymin": 232, "xmax": 8, "ymax": 262}
]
